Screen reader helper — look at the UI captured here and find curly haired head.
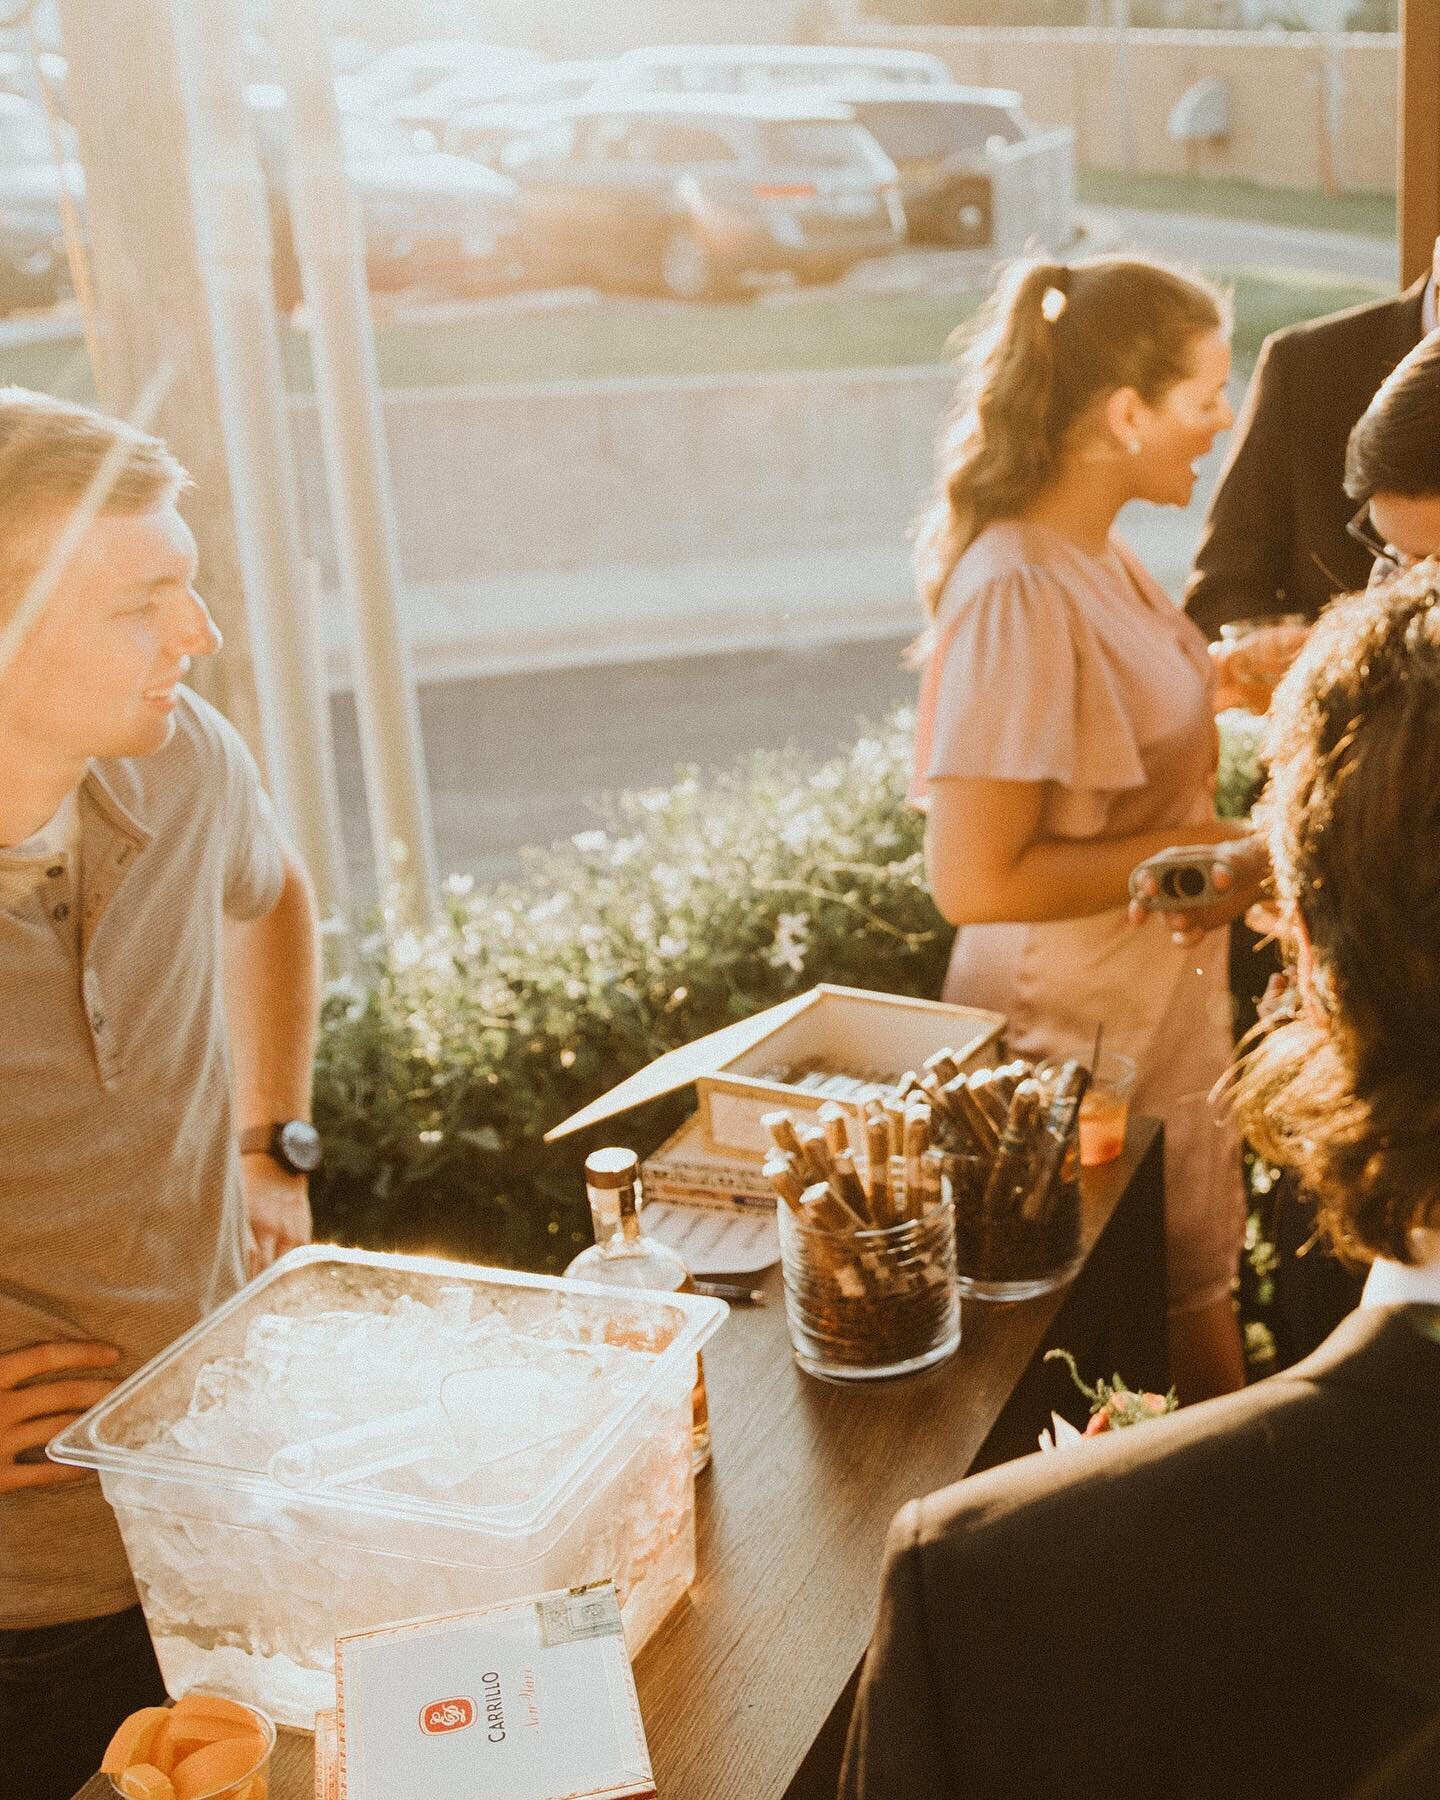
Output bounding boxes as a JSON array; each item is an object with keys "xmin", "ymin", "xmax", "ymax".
[{"xmin": 1233, "ymin": 568, "xmax": 1440, "ymax": 1263}]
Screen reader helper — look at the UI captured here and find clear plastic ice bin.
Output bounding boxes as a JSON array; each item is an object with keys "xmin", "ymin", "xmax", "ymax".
[{"xmin": 49, "ymin": 1246, "xmax": 726, "ymax": 1729}]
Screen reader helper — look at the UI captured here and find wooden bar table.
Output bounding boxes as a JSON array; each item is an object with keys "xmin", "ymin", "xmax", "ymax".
[{"xmin": 74, "ymin": 1120, "xmax": 1164, "ymax": 1800}]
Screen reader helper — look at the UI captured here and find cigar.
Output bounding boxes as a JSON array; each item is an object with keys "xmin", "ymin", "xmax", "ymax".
[
  {"xmin": 903, "ymin": 1100, "xmax": 932, "ymax": 1220},
  {"xmin": 883, "ymin": 1094, "xmax": 907, "ymax": 1162},
  {"xmin": 794, "ymin": 1124, "xmax": 832, "ymax": 1184},
  {"xmin": 923, "ymin": 1047, "xmax": 963, "ymax": 1087},
  {"xmin": 764, "ymin": 1151, "xmax": 809, "ymax": 1212},
  {"xmin": 864, "ymin": 1110, "xmax": 892, "ymax": 1217},
  {"xmin": 1018, "ymin": 1060, "xmax": 1090, "ymax": 1222},
  {"xmin": 830, "ymin": 1150, "xmax": 872, "ymax": 1226},
  {"xmin": 818, "ymin": 1101, "xmax": 851, "ymax": 1162},
  {"xmin": 967, "ymin": 1069, "xmax": 1011, "ymax": 1137},
  {"xmin": 919, "ymin": 1146, "xmax": 946, "ymax": 1216},
  {"xmin": 764, "ymin": 1111, "xmax": 806, "ymax": 1160},
  {"xmin": 798, "ymin": 1177, "xmax": 863, "ymax": 1236},
  {"xmin": 990, "ymin": 1060, "xmax": 1030, "ymax": 1105},
  {"xmin": 978, "ymin": 1077, "xmax": 1044, "ymax": 1219},
  {"xmin": 917, "ymin": 1069, "xmax": 962, "ymax": 1127},
  {"xmin": 948, "ymin": 1076, "xmax": 1001, "ymax": 1155}
]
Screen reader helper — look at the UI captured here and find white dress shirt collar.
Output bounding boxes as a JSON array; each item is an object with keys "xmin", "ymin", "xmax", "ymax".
[{"xmin": 1362, "ymin": 1228, "xmax": 1440, "ymax": 1307}]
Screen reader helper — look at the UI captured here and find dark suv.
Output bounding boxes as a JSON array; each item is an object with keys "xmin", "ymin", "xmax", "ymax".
[
  {"xmin": 501, "ymin": 93, "xmax": 905, "ymax": 300},
  {"xmin": 837, "ymin": 85, "xmax": 1034, "ymax": 247}
]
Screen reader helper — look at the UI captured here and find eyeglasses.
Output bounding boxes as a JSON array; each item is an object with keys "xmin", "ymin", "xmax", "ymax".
[{"xmin": 1346, "ymin": 503, "xmax": 1417, "ymax": 577}]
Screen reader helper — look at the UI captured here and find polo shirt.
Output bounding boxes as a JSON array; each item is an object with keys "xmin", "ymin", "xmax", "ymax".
[{"xmin": 0, "ymin": 688, "xmax": 286, "ymax": 1628}]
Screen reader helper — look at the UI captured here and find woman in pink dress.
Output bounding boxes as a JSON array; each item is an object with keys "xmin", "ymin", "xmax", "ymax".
[{"xmin": 913, "ymin": 256, "xmax": 1269, "ymax": 1400}]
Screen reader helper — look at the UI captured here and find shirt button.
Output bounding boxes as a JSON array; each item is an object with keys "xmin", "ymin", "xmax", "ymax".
[
  {"xmin": 92, "ymin": 1016, "xmax": 105, "ymax": 1033},
  {"xmin": 53, "ymin": 902, "xmax": 69, "ymax": 921}
]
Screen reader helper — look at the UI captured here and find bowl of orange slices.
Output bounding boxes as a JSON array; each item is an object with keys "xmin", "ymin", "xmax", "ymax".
[{"xmin": 101, "ymin": 1692, "xmax": 274, "ymax": 1800}]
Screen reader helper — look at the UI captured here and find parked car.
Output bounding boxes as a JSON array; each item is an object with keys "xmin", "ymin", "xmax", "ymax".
[
  {"xmin": 833, "ymin": 85, "xmax": 1035, "ymax": 245},
  {"xmin": 389, "ymin": 60, "xmax": 612, "ymax": 144},
  {"xmin": 337, "ymin": 40, "xmax": 542, "ymax": 115},
  {"xmin": 246, "ymin": 87, "xmax": 521, "ymax": 305},
  {"xmin": 0, "ymin": 91, "xmax": 78, "ymax": 314},
  {"xmin": 589, "ymin": 43, "xmax": 953, "ymax": 98},
  {"xmin": 500, "ymin": 92, "xmax": 906, "ymax": 301}
]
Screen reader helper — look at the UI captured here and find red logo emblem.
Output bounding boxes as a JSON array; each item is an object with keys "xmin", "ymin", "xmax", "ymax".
[{"xmin": 420, "ymin": 1697, "xmax": 476, "ymax": 1735}]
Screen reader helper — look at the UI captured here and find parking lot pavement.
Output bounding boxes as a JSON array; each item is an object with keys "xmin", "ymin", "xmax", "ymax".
[
  {"xmin": 329, "ymin": 631, "xmax": 922, "ymax": 899},
  {"xmin": 1082, "ymin": 205, "xmax": 1396, "ymax": 283}
]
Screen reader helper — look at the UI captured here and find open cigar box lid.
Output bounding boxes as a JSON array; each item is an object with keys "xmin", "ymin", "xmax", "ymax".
[
  {"xmin": 544, "ymin": 986, "xmax": 1006, "ymax": 1145},
  {"xmin": 543, "ymin": 990, "xmax": 817, "ymax": 1142}
]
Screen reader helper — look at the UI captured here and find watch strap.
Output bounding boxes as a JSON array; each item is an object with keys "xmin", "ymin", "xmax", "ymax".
[{"xmin": 239, "ymin": 1125, "xmax": 275, "ymax": 1157}]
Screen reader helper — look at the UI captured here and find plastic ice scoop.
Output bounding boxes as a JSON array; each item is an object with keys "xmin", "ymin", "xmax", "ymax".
[{"xmin": 266, "ymin": 1364, "xmax": 580, "ymax": 1492}]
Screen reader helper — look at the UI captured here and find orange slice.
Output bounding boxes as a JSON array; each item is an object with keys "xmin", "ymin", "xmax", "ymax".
[
  {"xmin": 170, "ymin": 1735, "xmax": 268, "ymax": 1800},
  {"xmin": 101, "ymin": 1707, "xmax": 170, "ymax": 1775},
  {"xmin": 117, "ymin": 1767, "xmax": 176, "ymax": 1800},
  {"xmin": 169, "ymin": 1694, "xmax": 265, "ymax": 1733}
]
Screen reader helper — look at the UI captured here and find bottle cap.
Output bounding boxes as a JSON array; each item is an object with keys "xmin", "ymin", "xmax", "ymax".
[{"xmin": 585, "ymin": 1146, "xmax": 640, "ymax": 1189}]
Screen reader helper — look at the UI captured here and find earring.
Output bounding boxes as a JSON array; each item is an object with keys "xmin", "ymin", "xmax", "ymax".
[{"xmin": 1127, "ymin": 436, "xmax": 1142, "ymax": 456}]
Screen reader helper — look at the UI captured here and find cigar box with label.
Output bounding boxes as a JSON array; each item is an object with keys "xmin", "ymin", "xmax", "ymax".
[
  {"xmin": 328, "ymin": 1581, "xmax": 656, "ymax": 1800},
  {"xmin": 695, "ymin": 985, "xmax": 1003, "ymax": 1158},
  {"xmin": 547, "ymin": 983, "xmax": 1005, "ymax": 1161}
]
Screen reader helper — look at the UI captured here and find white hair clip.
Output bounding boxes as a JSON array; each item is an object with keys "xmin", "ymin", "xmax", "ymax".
[{"xmin": 1041, "ymin": 285, "xmax": 1068, "ymax": 323}]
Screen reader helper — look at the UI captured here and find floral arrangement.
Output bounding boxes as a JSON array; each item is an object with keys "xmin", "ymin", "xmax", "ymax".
[
  {"xmin": 1038, "ymin": 1348, "xmax": 1179, "ymax": 1450},
  {"xmin": 312, "ymin": 709, "xmax": 1264, "ymax": 1274}
]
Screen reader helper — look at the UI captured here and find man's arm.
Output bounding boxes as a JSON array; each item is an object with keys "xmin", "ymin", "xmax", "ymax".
[
  {"xmin": 1184, "ymin": 332, "xmax": 1294, "ymax": 640},
  {"xmin": 224, "ymin": 844, "xmax": 321, "ymax": 1272}
]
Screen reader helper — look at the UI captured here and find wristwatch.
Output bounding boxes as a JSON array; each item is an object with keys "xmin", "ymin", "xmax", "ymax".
[{"xmin": 239, "ymin": 1120, "xmax": 323, "ymax": 1175}]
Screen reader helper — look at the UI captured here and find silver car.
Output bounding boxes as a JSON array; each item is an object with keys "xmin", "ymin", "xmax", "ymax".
[{"xmin": 500, "ymin": 92, "xmax": 906, "ymax": 301}]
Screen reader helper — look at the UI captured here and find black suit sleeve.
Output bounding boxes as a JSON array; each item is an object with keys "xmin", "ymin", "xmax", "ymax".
[
  {"xmin": 1184, "ymin": 331, "xmax": 1294, "ymax": 640},
  {"xmin": 839, "ymin": 1501, "xmax": 954, "ymax": 1800}
]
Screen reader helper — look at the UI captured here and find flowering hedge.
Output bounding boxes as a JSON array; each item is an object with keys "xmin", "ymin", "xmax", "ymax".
[{"xmin": 311, "ymin": 707, "xmax": 1265, "ymax": 1273}]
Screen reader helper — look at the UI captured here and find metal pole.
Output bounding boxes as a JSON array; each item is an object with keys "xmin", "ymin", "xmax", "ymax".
[
  {"xmin": 170, "ymin": 0, "xmax": 351, "ymax": 924},
  {"xmin": 1399, "ymin": 0, "xmax": 1440, "ymax": 288},
  {"xmin": 267, "ymin": 0, "xmax": 440, "ymax": 925}
]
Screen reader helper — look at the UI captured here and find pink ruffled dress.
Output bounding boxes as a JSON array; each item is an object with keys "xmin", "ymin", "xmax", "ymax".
[{"xmin": 913, "ymin": 520, "xmax": 1244, "ymax": 1315}]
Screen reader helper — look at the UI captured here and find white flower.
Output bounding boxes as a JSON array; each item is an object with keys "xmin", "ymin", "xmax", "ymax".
[
  {"xmin": 766, "ymin": 911, "xmax": 810, "ymax": 975},
  {"xmin": 572, "ymin": 830, "xmax": 608, "ymax": 854},
  {"xmin": 527, "ymin": 892, "xmax": 569, "ymax": 924},
  {"xmin": 657, "ymin": 934, "xmax": 688, "ymax": 960},
  {"xmin": 391, "ymin": 930, "xmax": 424, "ymax": 971},
  {"xmin": 609, "ymin": 836, "xmax": 643, "ymax": 867},
  {"xmin": 419, "ymin": 1129, "xmax": 442, "ymax": 1146},
  {"xmin": 1037, "ymin": 1412, "xmax": 1083, "ymax": 1454},
  {"xmin": 443, "ymin": 872, "xmax": 475, "ymax": 896},
  {"xmin": 779, "ymin": 806, "xmax": 822, "ymax": 854},
  {"xmin": 872, "ymin": 824, "xmax": 901, "ymax": 850},
  {"xmin": 809, "ymin": 765, "xmax": 842, "ymax": 792}
]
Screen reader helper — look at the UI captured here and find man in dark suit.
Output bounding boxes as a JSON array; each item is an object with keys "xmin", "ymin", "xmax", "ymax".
[
  {"xmin": 1184, "ymin": 254, "xmax": 1433, "ymax": 637},
  {"xmin": 839, "ymin": 1305, "xmax": 1440, "ymax": 1800}
]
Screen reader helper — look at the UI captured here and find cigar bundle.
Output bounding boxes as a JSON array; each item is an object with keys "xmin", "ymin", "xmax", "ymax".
[
  {"xmin": 763, "ymin": 1103, "xmax": 957, "ymax": 1373},
  {"xmin": 919, "ymin": 1051, "xmax": 1090, "ymax": 1289}
]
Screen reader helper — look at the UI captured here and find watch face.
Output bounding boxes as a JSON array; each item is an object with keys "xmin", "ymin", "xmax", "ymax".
[{"xmin": 277, "ymin": 1120, "xmax": 323, "ymax": 1174}]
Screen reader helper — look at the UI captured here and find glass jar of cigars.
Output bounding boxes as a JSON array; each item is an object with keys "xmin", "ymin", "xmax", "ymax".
[
  {"xmin": 765, "ymin": 1102, "xmax": 960, "ymax": 1381},
  {"xmin": 930, "ymin": 1058, "xmax": 1085, "ymax": 1301}
]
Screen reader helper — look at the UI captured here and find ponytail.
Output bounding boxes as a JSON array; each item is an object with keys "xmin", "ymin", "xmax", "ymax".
[{"xmin": 915, "ymin": 255, "xmax": 1223, "ymax": 620}]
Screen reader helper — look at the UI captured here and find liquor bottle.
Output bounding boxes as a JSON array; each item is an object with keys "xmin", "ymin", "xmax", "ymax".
[{"xmin": 565, "ymin": 1146, "xmax": 712, "ymax": 1473}]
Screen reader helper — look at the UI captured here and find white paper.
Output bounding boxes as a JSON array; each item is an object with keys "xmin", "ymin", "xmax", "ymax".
[{"xmin": 644, "ymin": 1201, "xmax": 780, "ymax": 1275}]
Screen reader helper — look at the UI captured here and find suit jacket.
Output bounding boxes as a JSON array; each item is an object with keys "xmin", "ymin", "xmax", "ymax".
[
  {"xmin": 1185, "ymin": 282, "xmax": 1427, "ymax": 637},
  {"xmin": 839, "ymin": 1305, "xmax": 1440, "ymax": 1800},
  {"xmin": 1345, "ymin": 1710, "xmax": 1440, "ymax": 1800}
]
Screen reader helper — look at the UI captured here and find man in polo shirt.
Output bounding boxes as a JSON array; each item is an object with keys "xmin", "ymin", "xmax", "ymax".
[{"xmin": 0, "ymin": 389, "xmax": 321, "ymax": 1800}]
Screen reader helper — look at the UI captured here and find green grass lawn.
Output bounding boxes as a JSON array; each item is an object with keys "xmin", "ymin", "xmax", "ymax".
[
  {"xmin": 2, "ymin": 261, "xmax": 1388, "ymax": 400},
  {"xmin": 1078, "ymin": 168, "xmax": 1397, "ymax": 240}
]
